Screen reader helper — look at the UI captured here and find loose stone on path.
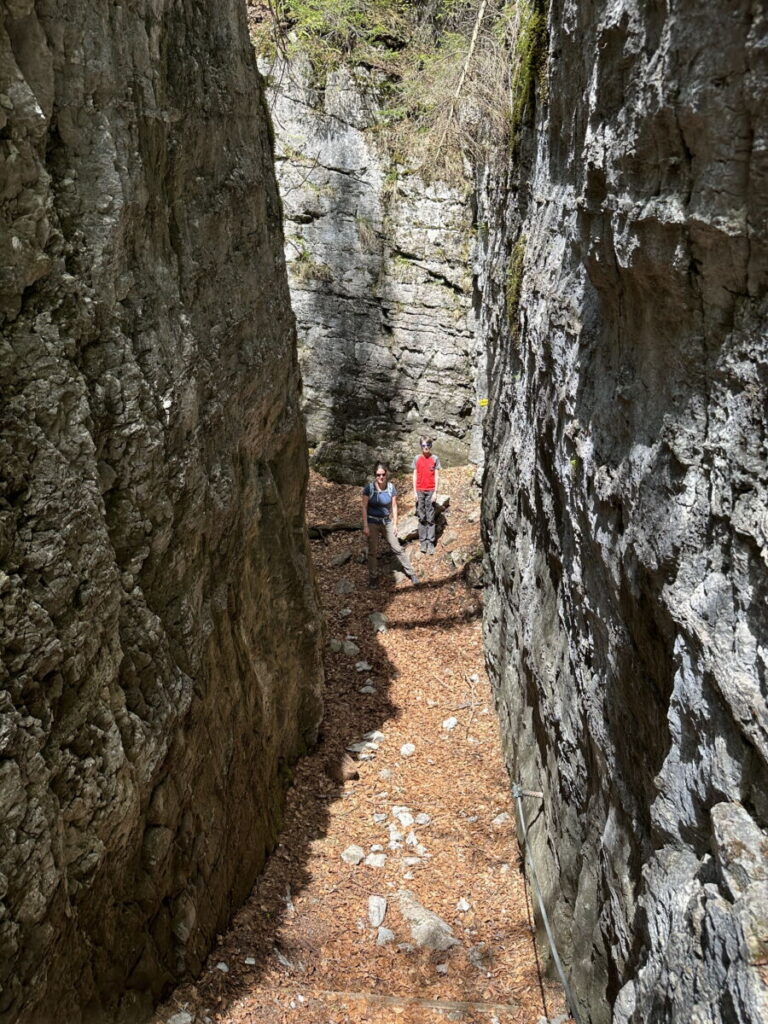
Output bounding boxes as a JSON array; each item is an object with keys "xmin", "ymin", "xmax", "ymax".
[
  {"xmin": 397, "ymin": 889, "xmax": 460, "ymax": 952},
  {"xmin": 369, "ymin": 611, "xmax": 387, "ymax": 633},
  {"xmin": 341, "ymin": 845, "xmax": 365, "ymax": 865},
  {"xmin": 367, "ymin": 895, "xmax": 387, "ymax": 927}
]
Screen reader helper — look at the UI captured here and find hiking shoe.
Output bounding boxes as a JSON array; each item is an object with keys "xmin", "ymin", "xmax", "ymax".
[
  {"xmin": 427, "ymin": 543, "xmax": 435, "ymax": 555},
  {"xmin": 420, "ymin": 543, "xmax": 428, "ymax": 554}
]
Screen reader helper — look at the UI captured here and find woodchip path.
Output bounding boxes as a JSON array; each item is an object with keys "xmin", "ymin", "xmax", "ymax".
[{"xmin": 154, "ymin": 468, "xmax": 568, "ymax": 1024}]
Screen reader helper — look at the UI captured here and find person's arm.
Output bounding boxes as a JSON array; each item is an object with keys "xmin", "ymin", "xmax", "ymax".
[
  {"xmin": 362, "ymin": 491, "xmax": 369, "ymax": 535},
  {"xmin": 412, "ymin": 463, "xmax": 418, "ymax": 498},
  {"xmin": 433, "ymin": 463, "xmax": 440, "ymax": 498},
  {"xmin": 391, "ymin": 493, "xmax": 398, "ymax": 529}
]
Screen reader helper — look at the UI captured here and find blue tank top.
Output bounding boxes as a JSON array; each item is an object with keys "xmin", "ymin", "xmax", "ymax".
[{"xmin": 363, "ymin": 481, "xmax": 396, "ymax": 523}]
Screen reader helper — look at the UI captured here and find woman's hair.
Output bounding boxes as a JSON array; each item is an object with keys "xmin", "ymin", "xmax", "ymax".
[{"xmin": 373, "ymin": 461, "xmax": 389, "ymax": 477}]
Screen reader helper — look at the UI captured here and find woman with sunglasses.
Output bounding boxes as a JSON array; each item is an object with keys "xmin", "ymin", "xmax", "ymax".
[
  {"xmin": 362, "ymin": 463, "xmax": 419, "ymax": 588},
  {"xmin": 412, "ymin": 437, "xmax": 441, "ymax": 554}
]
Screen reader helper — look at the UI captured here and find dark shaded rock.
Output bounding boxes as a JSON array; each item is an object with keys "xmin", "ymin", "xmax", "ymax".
[{"xmin": 0, "ymin": 2, "xmax": 322, "ymax": 1021}]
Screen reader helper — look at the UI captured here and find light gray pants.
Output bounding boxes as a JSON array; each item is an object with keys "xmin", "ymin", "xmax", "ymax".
[
  {"xmin": 416, "ymin": 490, "xmax": 436, "ymax": 546},
  {"xmin": 367, "ymin": 521, "xmax": 414, "ymax": 580}
]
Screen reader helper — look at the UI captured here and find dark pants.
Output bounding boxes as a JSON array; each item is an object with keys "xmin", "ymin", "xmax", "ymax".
[
  {"xmin": 367, "ymin": 521, "xmax": 415, "ymax": 580},
  {"xmin": 416, "ymin": 490, "xmax": 436, "ymax": 548}
]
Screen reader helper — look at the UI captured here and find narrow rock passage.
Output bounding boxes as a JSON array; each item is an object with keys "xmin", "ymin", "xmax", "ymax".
[{"xmin": 154, "ymin": 469, "xmax": 568, "ymax": 1024}]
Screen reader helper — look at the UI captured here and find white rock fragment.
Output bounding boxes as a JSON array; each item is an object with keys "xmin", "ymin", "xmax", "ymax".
[
  {"xmin": 392, "ymin": 807, "xmax": 414, "ymax": 827},
  {"xmin": 368, "ymin": 895, "xmax": 388, "ymax": 927},
  {"xmin": 378, "ymin": 768, "xmax": 392, "ymax": 780},
  {"xmin": 339, "ymin": 607, "xmax": 353, "ymax": 617},
  {"xmin": 442, "ymin": 717, "xmax": 458, "ymax": 731},
  {"xmin": 371, "ymin": 844, "xmax": 384, "ymax": 852},
  {"xmin": 400, "ymin": 743, "xmax": 416, "ymax": 757},
  {"xmin": 341, "ymin": 845, "xmax": 366, "ymax": 865},
  {"xmin": 492, "ymin": 812, "xmax": 511, "ymax": 826},
  {"xmin": 405, "ymin": 831, "xmax": 418, "ymax": 847},
  {"xmin": 365, "ymin": 853, "xmax": 387, "ymax": 868},
  {"xmin": 369, "ymin": 611, "xmax": 387, "ymax": 633},
  {"xmin": 359, "ymin": 685, "xmax": 377, "ymax": 694},
  {"xmin": 364, "ymin": 730, "xmax": 385, "ymax": 742},
  {"xmin": 168, "ymin": 1012, "xmax": 194, "ymax": 1024},
  {"xmin": 415, "ymin": 812, "xmax": 431, "ymax": 825},
  {"xmin": 346, "ymin": 740, "xmax": 378, "ymax": 753},
  {"xmin": 215, "ymin": 962, "xmax": 229, "ymax": 973},
  {"xmin": 343, "ymin": 640, "xmax": 361, "ymax": 657},
  {"xmin": 436, "ymin": 963, "xmax": 449, "ymax": 975},
  {"xmin": 373, "ymin": 812, "xmax": 387, "ymax": 823},
  {"xmin": 244, "ymin": 956, "xmax": 256, "ymax": 965},
  {"xmin": 397, "ymin": 889, "xmax": 460, "ymax": 951},
  {"xmin": 355, "ymin": 661, "xmax": 373, "ymax": 672},
  {"xmin": 403, "ymin": 857, "xmax": 421, "ymax": 866},
  {"xmin": 456, "ymin": 898, "xmax": 471, "ymax": 913},
  {"xmin": 377, "ymin": 926, "xmax": 395, "ymax": 946}
]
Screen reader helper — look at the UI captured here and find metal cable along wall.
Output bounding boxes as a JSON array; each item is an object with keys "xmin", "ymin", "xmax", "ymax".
[{"xmin": 512, "ymin": 784, "xmax": 584, "ymax": 1024}]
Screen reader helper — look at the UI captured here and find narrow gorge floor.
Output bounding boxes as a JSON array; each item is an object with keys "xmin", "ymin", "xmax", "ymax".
[{"xmin": 153, "ymin": 468, "xmax": 568, "ymax": 1024}]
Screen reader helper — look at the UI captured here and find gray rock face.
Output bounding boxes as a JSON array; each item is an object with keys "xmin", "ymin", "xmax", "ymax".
[
  {"xmin": 480, "ymin": 1, "xmax": 768, "ymax": 1022},
  {"xmin": 262, "ymin": 59, "xmax": 480, "ymax": 482},
  {"xmin": 0, "ymin": 2, "xmax": 322, "ymax": 1022}
]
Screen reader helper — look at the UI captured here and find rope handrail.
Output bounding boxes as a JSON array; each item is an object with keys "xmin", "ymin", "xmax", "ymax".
[{"xmin": 512, "ymin": 783, "xmax": 584, "ymax": 1024}]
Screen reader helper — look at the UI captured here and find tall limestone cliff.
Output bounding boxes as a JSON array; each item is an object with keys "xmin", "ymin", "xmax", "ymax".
[
  {"xmin": 481, "ymin": 0, "xmax": 768, "ymax": 1021},
  {"xmin": 262, "ymin": 59, "xmax": 481, "ymax": 482},
  {"xmin": 0, "ymin": 1, "xmax": 322, "ymax": 1021}
]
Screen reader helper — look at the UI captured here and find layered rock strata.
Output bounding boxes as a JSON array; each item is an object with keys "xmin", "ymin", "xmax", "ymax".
[
  {"xmin": 0, "ymin": 2, "xmax": 322, "ymax": 1021},
  {"xmin": 481, "ymin": 1, "xmax": 768, "ymax": 1022},
  {"xmin": 263, "ymin": 60, "xmax": 479, "ymax": 481}
]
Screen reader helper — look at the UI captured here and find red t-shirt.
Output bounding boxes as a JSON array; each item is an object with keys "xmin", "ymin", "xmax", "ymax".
[{"xmin": 413, "ymin": 453, "xmax": 441, "ymax": 491}]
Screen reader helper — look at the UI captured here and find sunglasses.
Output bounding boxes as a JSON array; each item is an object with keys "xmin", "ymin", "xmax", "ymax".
[
  {"xmin": 421, "ymin": 443, "xmax": 432, "ymax": 449},
  {"xmin": 375, "ymin": 472, "xmax": 387, "ymax": 477}
]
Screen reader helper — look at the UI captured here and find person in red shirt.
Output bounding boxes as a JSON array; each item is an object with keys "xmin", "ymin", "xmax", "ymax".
[{"xmin": 412, "ymin": 438, "xmax": 441, "ymax": 554}]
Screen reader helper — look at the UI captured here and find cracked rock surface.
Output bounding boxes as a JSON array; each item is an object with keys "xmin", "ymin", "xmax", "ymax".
[
  {"xmin": 480, "ymin": 1, "xmax": 768, "ymax": 1022},
  {"xmin": 262, "ymin": 59, "xmax": 482, "ymax": 481},
  {"xmin": 0, "ymin": 2, "xmax": 322, "ymax": 1021}
]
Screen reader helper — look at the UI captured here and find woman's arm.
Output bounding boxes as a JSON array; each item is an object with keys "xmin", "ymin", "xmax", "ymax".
[
  {"xmin": 362, "ymin": 492, "xmax": 370, "ymax": 535},
  {"xmin": 391, "ymin": 494, "xmax": 398, "ymax": 529}
]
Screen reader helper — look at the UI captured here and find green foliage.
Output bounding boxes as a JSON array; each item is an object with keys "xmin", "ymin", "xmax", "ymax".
[
  {"xmin": 253, "ymin": 0, "xmax": 549, "ymax": 180},
  {"xmin": 507, "ymin": 0, "xmax": 546, "ymax": 146},
  {"xmin": 505, "ymin": 235, "xmax": 525, "ymax": 331},
  {"xmin": 291, "ymin": 239, "xmax": 334, "ymax": 282},
  {"xmin": 258, "ymin": 0, "xmax": 410, "ymax": 75}
]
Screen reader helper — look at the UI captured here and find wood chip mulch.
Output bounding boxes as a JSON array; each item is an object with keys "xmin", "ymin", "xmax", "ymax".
[{"xmin": 153, "ymin": 467, "xmax": 570, "ymax": 1024}]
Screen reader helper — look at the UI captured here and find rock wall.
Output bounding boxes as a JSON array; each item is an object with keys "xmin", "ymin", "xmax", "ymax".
[
  {"xmin": 263, "ymin": 60, "xmax": 480, "ymax": 482},
  {"xmin": 481, "ymin": 1, "xmax": 768, "ymax": 1022},
  {"xmin": 0, "ymin": 2, "xmax": 322, "ymax": 1022}
]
